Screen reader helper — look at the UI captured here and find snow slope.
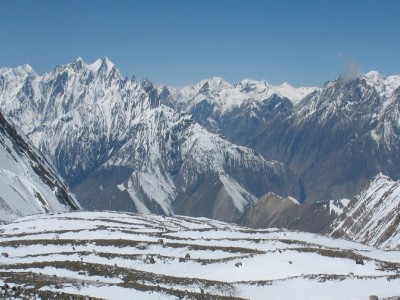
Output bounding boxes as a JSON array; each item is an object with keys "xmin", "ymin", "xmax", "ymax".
[
  {"xmin": 0, "ymin": 110, "xmax": 80, "ymax": 224},
  {"xmin": 0, "ymin": 211, "xmax": 399, "ymax": 299},
  {"xmin": 331, "ymin": 174, "xmax": 400, "ymax": 250}
]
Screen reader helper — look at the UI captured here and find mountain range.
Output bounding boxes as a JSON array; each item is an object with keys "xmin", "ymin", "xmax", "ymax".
[
  {"xmin": 1, "ymin": 58, "xmax": 400, "ymax": 300},
  {"xmin": 160, "ymin": 70, "xmax": 400, "ymax": 203},
  {"xmin": 0, "ymin": 58, "xmax": 295, "ymax": 223},
  {"xmin": 0, "ymin": 58, "xmax": 399, "ymax": 232}
]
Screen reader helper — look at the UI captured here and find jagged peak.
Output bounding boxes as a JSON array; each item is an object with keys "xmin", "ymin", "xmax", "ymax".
[
  {"xmin": 81, "ymin": 57, "xmax": 123, "ymax": 80},
  {"xmin": 53, "ymin": 58, "xmax": 85, "ymax": 73},
  {"xmin": 0, "ymin": 64, "xmax": 37, "ymax": 78},
  {"xmin": 360, "ymin": 70, "xmax": 400, "ymax": 84},
  {"xmin": 370, "ymin": 172, "xmax": 393, "ymax": 183},
  {"xmin": 97, "ymin": 56, "xmax": 116, "ymax": 73},
  {"xmin": 86, "ymin": 58, "xmax": 102, "ymax": 73},
  {"xmin": 18, "ymin": 64, "xmax": 35, "ymax": 74},
  {"xmin": 74, "ymin": 57, "xmax": 84, "ymax": 63},
  {"xmin": 361, "ymin": 70, "xmax": 383, "ymax": 85},
  {"xmin": 279, "ymin": 81, "xmax": 293, "ymax": 89},
  {"xmin": 197, "ymin": 77, "xmax": 230, "ymax": 96},
  {"xmin": 141, "ymin": 77, "xmax": 153, "ymax": 86},
  {"xmin": 336, "ymin": 70, "xmax": 399, "ymax": 87},
  {"xmin": 100, "ymin": 56, "xmax": 115, "ymax": 68},
  {"xmin": 64, "ymin": 57, "xmax": 118, "ymax": 76},
  {"xmin": 364, "ymin": 70, "xmax": 382, "ymax": 78},
  {"xmin": 359, "ymin": 71, "xmax": 400, "ymax": 98},
  {"xmin": 237, "ymin": 78, "xmax": 269, "ymax": 87},
  {"xmin": 236, "ymin": 79, "xmax": 316, "ymax": 99},
  {"xmin": 202, "ymin": 76, "xmax": 230, "ymax": 88},
  {"xmin": 72, "ymin": 57, "xmax": 84, "ymax": 70}
]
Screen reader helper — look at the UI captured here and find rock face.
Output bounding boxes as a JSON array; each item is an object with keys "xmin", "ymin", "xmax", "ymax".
[
  {"xmin": 330, "ymin": 174, "xmax": 400, "ymax": 250},
  {"xmin": 0, "ymin": 109, "xmax": 80, "ymax": 223},
  {"xmin": 239, "ymin": 192, "xmax": 349, "ymax": 233},
  {"xmin": 0, "ymin": 58, "xmax": 297, "ymax": 221}
]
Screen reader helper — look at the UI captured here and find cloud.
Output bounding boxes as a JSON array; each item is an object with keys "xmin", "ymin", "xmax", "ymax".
[{"xmin": 338, "ymin": 54, "xmax": 362, "ymax": 83}]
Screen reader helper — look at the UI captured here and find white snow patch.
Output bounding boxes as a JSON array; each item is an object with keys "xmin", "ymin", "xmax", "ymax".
[
  {"xmin": 87, "ymin": 58, "xmax": 103, "ymax": 73},
  {"xmin": 287, "ymin": 196, "xmax": 300, "ymax": 205},
  {"xmin": 219, "ymin": 174, "xmax": 256, "ymax": 212}
]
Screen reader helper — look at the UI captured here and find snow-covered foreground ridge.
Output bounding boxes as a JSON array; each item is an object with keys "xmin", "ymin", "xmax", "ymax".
[
  {"xmin": 331, "ymin": 174, "xmax": 400, "ymax": 250},
  {"xmin": 0, "ymin": 110, "xmax": 80, "ymax": 223},
  {"xmin": 0, "ymin": 211, "xmax": 399, "ymax": 300}
]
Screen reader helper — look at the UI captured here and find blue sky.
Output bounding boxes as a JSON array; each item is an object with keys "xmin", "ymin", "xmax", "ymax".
[{"xmin": 0, "ymin": 0, "xmax": 399, "ymax": 87}]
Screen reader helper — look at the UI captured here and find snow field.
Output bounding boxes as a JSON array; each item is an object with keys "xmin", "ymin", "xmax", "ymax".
[{"xmin": 0, "ymin": 211, "xmax": 399, "ymax": 299}]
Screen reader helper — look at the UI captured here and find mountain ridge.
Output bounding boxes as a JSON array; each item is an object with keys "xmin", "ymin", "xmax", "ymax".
[
  {"xmin": 0, "ymin": 109, "xmax": 80, "ymax": 223},
  {"xmin": 1, "ymin": 58, "xmax": 400, "ymax": 227},
  {"xmin": 331, "ymin": 173, "xmax": 400, "ymax": 250},
  {"xmin": 0, "ymin": 58, "xmax": 297, "ymax": 222},
  {"xmin": 253, "ymin": 73, "xmax": 400, "ymax": 202}
]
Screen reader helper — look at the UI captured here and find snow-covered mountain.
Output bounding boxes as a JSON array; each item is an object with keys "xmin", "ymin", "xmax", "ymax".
[
  {"xmin": 1, "ymin": 211, "xmax": 399, "ymax": 299},
  {"xmin": 0, "ymin": 109, "xmax": 80, "ymax": 223},
  {"xmin": 253, "ymin": 71, "xmax": 400, "ymax": 202},
  {"xmin": 161, "ymin": 71, "xmax": 400, "ymax": 205},
  {"xmin": 159, "ymin": 77, "xmax": 316, "ymax": 146},
  {"xmin": 159, "ymin": 77, "xmax": 316, "ymax": 112},
  {"xmin": 0, "ymin": 58, "xmax": 297, "ymax": 221},
  {"xmin": 331, "ymin": 174, "xmax": 400, "ymax": 250},
  {"xmin": 2, "ymin": 57, "xmax": 399, "ymax": 229}
]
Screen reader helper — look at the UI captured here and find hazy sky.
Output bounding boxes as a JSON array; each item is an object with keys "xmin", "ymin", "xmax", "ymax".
[{"xmin": 1, "ymin": 0, "xmax": 399, "ymax": 87}]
